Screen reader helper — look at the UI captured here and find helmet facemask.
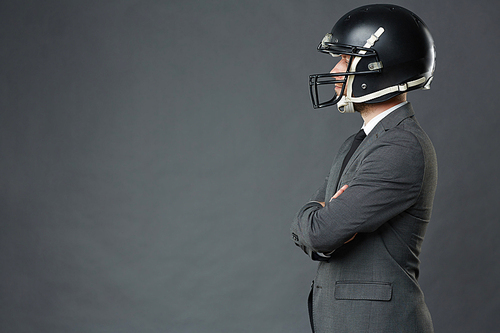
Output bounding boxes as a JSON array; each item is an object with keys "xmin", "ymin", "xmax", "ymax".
[{"xmin": 309, "ymin": 29, "xmax": 385, "ymax": 113}]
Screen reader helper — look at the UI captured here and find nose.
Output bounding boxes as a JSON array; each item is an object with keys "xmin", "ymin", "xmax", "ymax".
[
  {"xmin": 330, "ymin": 64, "xmax": 343, "ymax": 82},
  {"xmin": 330, "ymin": 60, "xmax": 344, "ymax": 76}
]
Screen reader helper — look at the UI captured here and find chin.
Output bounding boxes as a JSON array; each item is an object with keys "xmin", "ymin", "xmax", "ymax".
[{"xmin": 353, "ymin": 103, "xmax": 370, "ymax": 113}]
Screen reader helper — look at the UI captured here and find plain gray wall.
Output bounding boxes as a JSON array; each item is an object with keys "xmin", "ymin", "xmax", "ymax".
[{"xmin": 1, "ymin": 0, "xmax": 499, "ymax": 332}]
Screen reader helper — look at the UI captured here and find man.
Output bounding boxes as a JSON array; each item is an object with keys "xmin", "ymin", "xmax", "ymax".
[{"xmin": 290, "ymin": 4, "xmax": 438, "ymax": 332}]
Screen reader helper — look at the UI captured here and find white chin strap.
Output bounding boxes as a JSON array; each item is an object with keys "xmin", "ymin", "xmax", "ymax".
[
  {"xmin": 337, "ymin": 76, "xmax": 428, "ymax": 113},
  {"xmin": 337, "ymin": 96, "xmax": 356, "ymax": 113},
  {"xmin": 336, "ymin": 27, "xmax": 430, "ymax": 114}
]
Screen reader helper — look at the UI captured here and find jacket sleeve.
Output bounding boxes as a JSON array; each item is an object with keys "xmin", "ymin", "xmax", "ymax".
[
  {"xmin": 291, "ymin": 201, "xmax": 331, "ymax": 261},
  {"xmin": 291, "ymin": 130, "xmax": 425, "ymax": 254},
  {"xmin": 290, "ymin": 176, "xmax": 331, "ymax": 261}
]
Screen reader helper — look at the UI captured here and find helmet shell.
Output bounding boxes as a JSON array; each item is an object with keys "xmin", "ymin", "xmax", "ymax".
[{"xmin": 328, "ymin": 4, "xmax": 435, "ymax": 103}]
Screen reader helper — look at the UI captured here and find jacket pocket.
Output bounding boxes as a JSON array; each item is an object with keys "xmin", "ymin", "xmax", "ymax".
[{"xmin": 334, "ymin": 281, "xmax": 392, "ymax": 301}]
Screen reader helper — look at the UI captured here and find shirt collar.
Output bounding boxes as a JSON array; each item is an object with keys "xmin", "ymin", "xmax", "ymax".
[{"xmin": 361, "ymin": 101, "xmax": 408, "ymax": 135}]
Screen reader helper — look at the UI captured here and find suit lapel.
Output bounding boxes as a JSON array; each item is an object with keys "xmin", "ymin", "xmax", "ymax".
[
  {"xmin": 325, "ymin": 134, "xmax": 355, "ymax": 200},
  {"xmin": 335, "ymin": 103, "xmax": 415, "ymax": 192}
]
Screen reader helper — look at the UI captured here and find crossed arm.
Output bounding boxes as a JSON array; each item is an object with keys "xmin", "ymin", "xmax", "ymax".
[
  {"xmin": 316, "ymin": 185, "xmax": 357, "ymax": 244},
  {"xmin": 290, "ymin": 131, "xmax": 425, "ymax": 258},
  {"xmin": 292, "ymin": 184, "xmax": 356, "ymax": 260}
]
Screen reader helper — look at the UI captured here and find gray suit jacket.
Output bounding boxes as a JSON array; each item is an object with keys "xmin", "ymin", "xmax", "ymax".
[{"xmin": 291, "ymin": 103, "xmax": 437, "ymax": 332}]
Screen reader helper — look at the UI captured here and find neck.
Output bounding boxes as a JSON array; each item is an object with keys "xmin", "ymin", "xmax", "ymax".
[{"xmin": 357, "ymin": 93, "xmax": 407, "ymax": 124}]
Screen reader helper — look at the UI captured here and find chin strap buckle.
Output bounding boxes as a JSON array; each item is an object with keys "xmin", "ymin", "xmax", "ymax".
[{"xmin": 398, "ymin": 83, "xmax": 409, "ymax": 91}]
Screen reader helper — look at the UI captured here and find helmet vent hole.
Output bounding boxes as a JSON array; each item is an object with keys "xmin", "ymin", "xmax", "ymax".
[{"xmin": 411, "ymin": 14, "xmax": 421, "ymax": 27}]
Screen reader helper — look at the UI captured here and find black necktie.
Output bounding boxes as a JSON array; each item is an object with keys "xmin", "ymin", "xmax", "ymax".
[{"xmin": 337, "ymin": 129, "xmax": 366, "ymax": 187}]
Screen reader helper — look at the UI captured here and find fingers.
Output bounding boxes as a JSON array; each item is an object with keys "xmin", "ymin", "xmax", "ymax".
[
  {"xmin": 330, "ymin": 185, "xmax": 349, "ymax": 201},
  {"xmin": 344, "ymin": 233, "xmax": 357, "ymax": 244}
]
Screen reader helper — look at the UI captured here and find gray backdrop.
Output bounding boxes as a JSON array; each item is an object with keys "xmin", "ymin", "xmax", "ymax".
[{"xmin": 1, "ymin": 0, "xmax": 499, "ymax": 332}]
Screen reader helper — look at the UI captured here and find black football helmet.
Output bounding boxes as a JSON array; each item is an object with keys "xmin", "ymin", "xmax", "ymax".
[{"xmin": 309, "ymin": 4, "xmax": 436, "ymax": 112}]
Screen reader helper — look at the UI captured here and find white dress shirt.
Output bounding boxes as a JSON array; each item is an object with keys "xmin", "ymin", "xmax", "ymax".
[{"xmin": 361, "ymin": 101, "xmax": 408, "ymax": 135}]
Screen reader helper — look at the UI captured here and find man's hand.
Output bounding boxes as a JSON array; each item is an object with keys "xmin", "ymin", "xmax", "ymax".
[
  {"xmin": 330, "ymin": 184, "xmax": 349, "ymax": 201},
  {"xmin": 344, "ymin": 233, "xmax": 357, "ymax": 244},
  {"xmin": 317, "ymin": 184, "xmax": 349, "ymax": 207}
]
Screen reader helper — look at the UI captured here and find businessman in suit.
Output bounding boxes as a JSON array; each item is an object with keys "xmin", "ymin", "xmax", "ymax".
[{"xmin": 291, "ymin": 5, "xmax": 438, "ymax": 332}]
